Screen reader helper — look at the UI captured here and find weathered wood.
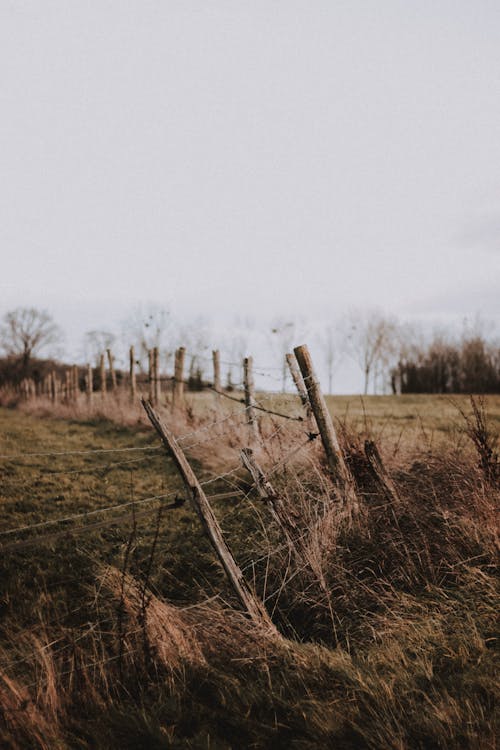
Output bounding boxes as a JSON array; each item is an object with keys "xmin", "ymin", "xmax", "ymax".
[
  {"xmin": 148, "ymin": 349, "xmax": 154, "ymax": 402},
  {"xmin": 212, "ymin": 350, "xmax": 221, "ymax": 392},
  {"xmin": 364, "ymin": 440, "xmax": 400, "ymax": 504},
  {"xmin": 241, "ymin": 448, "xmax": 298, "ymax": 544},
  {"xmin": 243, "ymin": 356, "xmax": 258, "ymax": 436},
  {"xmin": 99, "ymin": 354, "xmax": 107, "ymax": 397},
  {"xmin": 294, "ymin": 344, "xmax": 358, "ymax": 507},
  {"xmin": 106, "ymin": 349, "xmax": 117, "ymax": 391},
  {"xmin": 173, "ymin": 347, "xmax": 186, "ymax": 409},
  {"xmin": 141, "ymin": 399, "xmax": 276, "ymax": 632},
  {"xmin": 286, "ymin": 353, "xmax": 309, "ymax": 410},
  {"xmin": 86, "ymin": 363, "xmax": 93, "ymax": 404},
  {"xmin": 153, "ymin": 346, "xmax": 161, "ymax": 406},
  {"xmin": 129, "ymin": 346, "xmax": 137, "ymax": 401},
  {"xmin": 72, "ymin": 365, "xmax": 79, "ymax": 400}
]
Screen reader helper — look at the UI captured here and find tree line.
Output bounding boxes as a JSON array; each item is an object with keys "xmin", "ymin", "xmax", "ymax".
[{"xmin": 0, "ymin": 306, "xmax": 499, "ymax": 394}]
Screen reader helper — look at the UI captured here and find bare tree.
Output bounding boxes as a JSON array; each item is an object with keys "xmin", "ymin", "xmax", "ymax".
[
  {"xmin": 121, "ymin": 304, "xmax": 175, "ymax": 372},
  {"xmin": 83, "ymin": 330, "xmax": 116, "ymax": 367},
  {"xmin": 342, "ymin": 310, "xmax": 399, "ymax": 394},
  {"xmin": 0, "ymin": 307, "xmax": 63, "ymax": 368}
]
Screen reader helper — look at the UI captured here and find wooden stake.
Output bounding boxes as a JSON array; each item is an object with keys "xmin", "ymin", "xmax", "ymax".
[
  {"xmin": 106, "ymin": 349, "xmax": 117, "ymax": 392},
  {"xmin": 293, "ymin": 344, "xmax": 357, "ymax": 506},
  {"xmin": 86, "ymin": 363, "xmax": 93, "ymax": 404},
  {"xmin": 286, "ymin": 353, "xmax": 309, "ymax": 410},
  {"xmin": 153, "ymin": 346, "xmax": 161, "ymax": 406},
  {"xmin": 243, "ymin": 356, "xmax": 258, "ymax": 436},
  {"xmin": 141, "ymin": 399, "xmax": 276, "ymax": 632},
  {"xmin": 173, "ymin": 347, "xmax": 186, "ymax": 410},
  {"xmin": 100, "ymin": 354, "xmax": 107, "ymax": 397},
  {"xmin": 212, "ymin": 350, "xmax": 221, "ymax": 392},
  {"xmin": 241, "ymin": 448, "xmax": 298, "ymax": 544},
  {"xmin": 364, "ymin": 440, "xmax": 400, "ymax": 504},
  {"xmin": 72, "ymin": 365, "xmax": 79, "ymax": 401},
  {"xmin": 129, "ymin": 346, "xmax": 137, "ymax": 402},
  {"xmin": 148, "ymin": 349, "xmax": 154, "ymax": 402}
]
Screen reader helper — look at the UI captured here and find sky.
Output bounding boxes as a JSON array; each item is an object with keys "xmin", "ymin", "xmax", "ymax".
[{"xmin": 1, "ymin": 1, "xmax": 499, "ymax": 389}]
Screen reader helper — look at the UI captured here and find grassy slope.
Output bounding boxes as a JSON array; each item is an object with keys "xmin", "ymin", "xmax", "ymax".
[{"xmin": 0, "ymin": 400, "xmax": 498, "ymax": 749}]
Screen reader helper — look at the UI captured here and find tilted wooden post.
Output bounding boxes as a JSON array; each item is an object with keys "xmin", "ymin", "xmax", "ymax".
[
  {"xmin": 286, "ymin": 353, "xmax": 309, "ymax": 410},
  {"xmin": 241, "ymin": 448, "xmax": 298, "ymax": 545},
  {"xmin": 141, "ymin": 399, "xmax": 276, "ymax": 633},
  {"xmin": 129, "ymin": 346, "xmax": 137, "ymax": 402},
  {"xmin": 294, "ymin": 344, "xmax": 358, "ymax": 507},
  {"xmin": 99, "ymin": 354, "xmax": 107, "ymax": 397},
  {"xmin": 243, "ymin": 356, "xmax": 258, "ymax": 437},
  {"xmin": 172, "ymin": 346, "xmax": 186, "ymax": 410},
  {"xmin": 106, "ymin": 349, "xmax": 117, "ymax": 392},
  {"xmin": 153, "ymin": 346, "xmax": 161, "ymax": 406},
  {"xmin": 86, "ymin": 363, "xmax": 93, "ymax": 405}
]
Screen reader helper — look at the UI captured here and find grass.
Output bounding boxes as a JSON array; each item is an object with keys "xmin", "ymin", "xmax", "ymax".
[{"xmin": 0, "ymin": 394, "xmax": 498, "ymax": 749}]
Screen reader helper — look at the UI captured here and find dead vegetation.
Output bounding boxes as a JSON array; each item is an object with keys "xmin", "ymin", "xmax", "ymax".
[{"xmin": 0, "ymin": 395, "xmax": 498, "ymax": 749}]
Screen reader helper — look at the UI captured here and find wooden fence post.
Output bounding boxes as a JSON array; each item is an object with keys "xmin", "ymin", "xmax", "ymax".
[
  {"xmin": 172, "ymin": 347, "xmax": 186, "ymax": 410},
  {"xmin": 153, "ymin": 346, "xmax": 161, "ymax": 406},
  {"xmin": 106, "ymin": 349, "xmax": 117, "ymax": 392},
  {"xmin": 86, "ymin": 363, "xmax": 93, "ymax": 405},
  {"xmin": 100, "ymin": 354, "xmax": 107, "ymax": 398},
  {"xmin": 293, "ymin": 344, "xmax": 358, "ymax": 507},
  {"xmin": 129, "ymin": 346, "xmax": 137, "ymax": 401},
  {"xmin": 286, "ymin": 353, "xmax": 309, "ymax": 411},
  {"xmin": 72, "ymin": 365, "xmax": 79, "ymax": 401},
  {"xmin": 243, "ymin": 356, "xmax": 258, "ymax": 437},
  {"xmin": 148, "ymin": 349, "xmax": 154, "ymax": 402},
  {"xmin": 141, "ymin": 399, "xmax": 276, "ymax": 633},
  {"xmin": 212, "ymin": 350, "xmax": 221, "ymax": 392}
]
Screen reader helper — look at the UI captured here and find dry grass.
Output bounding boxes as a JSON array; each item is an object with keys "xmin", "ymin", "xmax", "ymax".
[{"xmin": 0, "ymin": 393, "xmax": 498, "ymax": 748}]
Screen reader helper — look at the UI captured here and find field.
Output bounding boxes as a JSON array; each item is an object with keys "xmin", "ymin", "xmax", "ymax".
[{"xmin": 0, "ymin": 393, "xmax": 498, "ymax": 749}]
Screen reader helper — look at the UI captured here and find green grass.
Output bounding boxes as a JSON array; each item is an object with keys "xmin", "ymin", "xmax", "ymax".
[{"xmin": 0, "ymin": 401, "xmax": 498, "ymax": 749}]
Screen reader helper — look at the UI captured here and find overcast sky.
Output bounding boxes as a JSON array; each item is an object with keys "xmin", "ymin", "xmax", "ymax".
[{"xmin": 1, "ymin": 1, "xmax": 499, "ymax": 384}]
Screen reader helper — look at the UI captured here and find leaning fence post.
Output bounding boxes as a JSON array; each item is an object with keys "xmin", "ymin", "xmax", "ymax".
[
  {"xmin": 172, "ymin": 347, "xmax": 186, "ymax": 410},
  {"xmin": 293, "ymin": 344, "xmax": 358, "ymax": 507},
  {"xmin": 141, "ymin": 399, "xmax": 276, "ymax": 633},
  {"xmin": 129, "ymin": 346, "xmax": 137, "ymax": 402},
  {"xmin": 243, "ymin": 356, "xmax": 259, "ymax": 437},
  {"xmin": 286, "ymin": 353, "xmax": 309, "ymax": 411}
]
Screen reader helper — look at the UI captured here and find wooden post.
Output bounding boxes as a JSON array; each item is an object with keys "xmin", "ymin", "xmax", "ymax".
[
  {"xmin": 293, "ymin": 344, "xmax": 357, "ymax": 506},
  {"xmin": 212, "ymin": 350, "xmax": 221, "ymax": 392},
  {"xmin": 86, "ymin": 363, "xmax": 93, "ymax": 405},
  {"xmin": 72, "ymin": 365, "xmax": 79, "ymax": 401},
  {"xmin": 100, "ymin": 354, "xmax": 107, "ymax": 397},
  {"xmin": 286, "ymin": 353, "xmax": 309, "ymax": 410},
  {"xmin": 141, "ymin": 399, "xmax": 276, "ymax": 633},
  {"xmin": 364, "ymin": 440, "xmax": 400, "ymax": 504},
  {"xmin": 153, "ymin": 346, "xmax": 161, "ymax": 406},
  {"xmin": 50, "ymin": 371, "xmax": 57, "ymax": 403},
  {"xmin": 241, "ymin": 448, "xmax": 298, "ymax": 544},
  {"xmin": 243, "ymin": 356, "xmax": 258, "ymax": 437},
  {"xmin": 129, "ymin": 346, "xmax": 137, "ymax": 402},
  {"xmin": 172, "ymin": 347, "xmax": 186, "ymax": 410},
  {"xmin": 106, "ymin": 349, "xmax": 117, "ymax": 392},
  {"xmin": 148, "ymin": 349, "xmax": 154, "ymax": 402}
]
